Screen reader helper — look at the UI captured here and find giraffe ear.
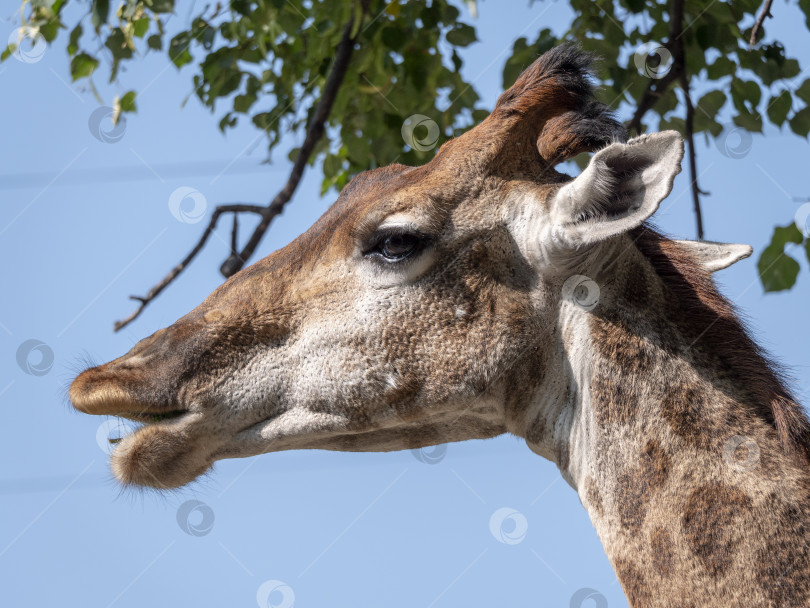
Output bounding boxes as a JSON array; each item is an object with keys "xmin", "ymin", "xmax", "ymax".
[
  {"xmin": 549, "ymin": 131, "xmax": 684, "ymax": 248},
  {"xmin": 674, "ymin": 239, "xmax": 753, "ymax": 272}
]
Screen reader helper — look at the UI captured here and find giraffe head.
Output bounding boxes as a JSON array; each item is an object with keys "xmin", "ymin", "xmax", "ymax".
[{"xmin": 70, "ymin": 46, "xmax": 721, "ymax": 489}]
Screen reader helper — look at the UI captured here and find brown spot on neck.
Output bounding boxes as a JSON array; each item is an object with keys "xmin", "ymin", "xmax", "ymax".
[
  {"xmin": 615, "ymin": 440, "xmax": 671, "ymax": 533},
  {"xmin": 584, "ymin": 476, "xmax": 603, "ymax": 517},
  {"xmin": 613, "ymin": 558, "xmax": 652, "ymax": 607},
  {"xmin": 649, "ymin": 527, "xmax": 674, "ymax": 577},
  {"xmin": 682, "ymin": 481, "xmax": 752, "ymax": 577}
]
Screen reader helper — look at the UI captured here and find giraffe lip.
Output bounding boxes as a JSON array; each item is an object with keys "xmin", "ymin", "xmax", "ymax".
[
  {"xmin": 113, "ymin": 409, "xmax": 189, "ymax": 424},
  {"xmin": 69, "ymin": 367, "xmax": 185, "ymax": 418}
]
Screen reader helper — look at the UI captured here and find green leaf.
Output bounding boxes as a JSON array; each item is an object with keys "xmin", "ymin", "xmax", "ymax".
[
  {"xmin": 733, "ymin": 110, "xmax": 762, "ymax": 133},
  {"xmin": 706, "ymin": 55, "xmax": 735, "ymax": 79},
  {"xmin": 133, "ymin": 18, "xmax": 150, "ymax": 38},
  {"xmin": 773, "ymin": 223, "xmax": 804, "ymax": 247},
  {"xmin": 67, "ymin": 23, "xmax": 82, "ymax": 55},
  {"xmin": 70, "ymin": 52, "xmax": 98, "ymax": 80},
  {"xmin": 91, "ymin": 0, "xmax": 109, "ymax": 31},
  {"xmin": 381, "ymin": 26, "xmax": 407, "ymax": 51},
  {"xmin": 118, "ymin": 90, "xmax": 137, "ymax": 112},
  {"xmin": 219, "ymin": 112, "xmax": 237, "ymax": 132},
  {"xmin": 696, "ymin": 90, "xmax": 726, "ymax": 119},
  {"xmin": 147, "ymin": 34, "xmax": 162, "ymax": 51},
  {"xmin": 759, "ymin": 246, "xmax": 800, "ymax": 292},
  {"xmin": 39, "ymin": 19, "xmax": 61, "ymax": 43},
  {"xmin": 146, "ymin": 0, "xmax": 175, "ymax": 13},
  {"xmin": 105, "ymin": 28, "xmax": 133, "ymax": 81},
  {"xmin": 169, "ymin": 32, "xmax": 193, "ymax": 68},
  {"xmin": 789, "ymin": 106, "xmax": 810, "ymax": 137},
  {"xmin": 758, "ymin": 223, "xmax": 803, "ymax": 291},
  {"xmin": 233, "ymin": 93, "xmax": 256, "ymax": 113},
  {"xmin": 800, "ymin": 0, "xmax": 810, "ymax": 28},
  {"xmin": 767, "ymin": 90, "xmax": 792, "ymax": 126},
  {"xmin": 0, "ymin": 45, "xmax": 14, "ymax": 63},
  {"xmin": 795, "ymin": 79, "xmax": 810, "ymax": 104},
  {"xmin": 731, "ymin": 78, "xmax": 761, "ymax": 109},
  {"xmin": 446, "ymin": 23, "xmax": 476, "ymax": 47}
]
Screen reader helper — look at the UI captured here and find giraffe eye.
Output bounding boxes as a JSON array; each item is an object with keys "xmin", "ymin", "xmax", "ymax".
[{"xmin": 366, "ymin": 231, "xmax": 427, "ymax": 262}]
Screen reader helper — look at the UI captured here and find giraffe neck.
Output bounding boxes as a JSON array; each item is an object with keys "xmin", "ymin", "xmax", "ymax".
[{"xmin": 522, "ymin": 237, "xmax": 810, "ymax": 607}]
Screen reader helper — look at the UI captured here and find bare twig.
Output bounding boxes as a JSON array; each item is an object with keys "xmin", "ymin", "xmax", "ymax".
[
  {"xmin": 749, "ymin": 0, "xmax": 774, "ymax": 48},
  {"xmin": 113, "ymin": 204, "xmax": 264, "ymax": 331},
  {"xmin": 114, "ymin": 16, "xmax": 360, "ymax": 332}
]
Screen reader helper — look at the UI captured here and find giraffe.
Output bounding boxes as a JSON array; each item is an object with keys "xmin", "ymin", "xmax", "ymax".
[{"xmin": 70, "ymin": 45, "xmax": 810, "ymax": 606}]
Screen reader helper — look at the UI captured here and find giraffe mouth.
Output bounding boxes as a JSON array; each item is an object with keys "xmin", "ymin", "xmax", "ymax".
[
  {"xmin": 112, "ymin": 409, "xmax": 188, "ymax": 425},
  {"xmin": 70, "ymin": 367, "xmax": 214, "ymax": 489},
  {"xmin": 105, "ymin": 409, "xmax": 190, "ymax": 446}
]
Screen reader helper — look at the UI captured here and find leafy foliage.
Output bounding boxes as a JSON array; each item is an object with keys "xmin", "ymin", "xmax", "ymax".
[
  {"xmin": 758, "ymin": 223, "xmax": 805, "ymax": 292},
  {"xmin": 5, "ymin": 0, "xmax": 810, "ymax": 292}
]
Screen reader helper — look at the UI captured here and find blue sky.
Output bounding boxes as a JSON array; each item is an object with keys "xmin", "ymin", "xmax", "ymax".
[{"xmin": 2, "ymin": 2, "xmax": 809, "ymax": 607}]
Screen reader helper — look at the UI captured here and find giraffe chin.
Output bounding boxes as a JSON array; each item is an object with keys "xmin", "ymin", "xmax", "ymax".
[{"xmin": 109, "ymin": 421, "xmax": 212, "ymax": 489}]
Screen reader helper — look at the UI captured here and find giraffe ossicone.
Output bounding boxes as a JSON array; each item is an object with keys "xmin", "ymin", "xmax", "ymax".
[{"xmin": 70, "ymin": 45, "xmax": 810, "ymax": 606}]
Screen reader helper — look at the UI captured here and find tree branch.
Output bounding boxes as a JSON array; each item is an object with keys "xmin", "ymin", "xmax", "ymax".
[
  {"xmin": 749, "ymin": 0, "xmax": 774, "ymax": 48},
  {"xmin": 625, "ymin": 0, "xmax": 688, "ymax": 136},
  {"xmin": 625, "ymin": 68, "xmax": 680, "ymax": 136},
  {"xmin": 680, "ymin": 77, "xmax": 706, "ymax": 240},
  {"xmin": 114, "ymin": 16, "xmax": 359, "ymax": 332},
  {"xmin": 113, "ymin": 204, "xmax": 265, "ymax": 331},
  {"xmin": 221, "ymin": 18, "xmax": 358, "ymax": 277},
  {"xmin": 668, "ymin": 0, "xmax": 705, "ymax": 239}
]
